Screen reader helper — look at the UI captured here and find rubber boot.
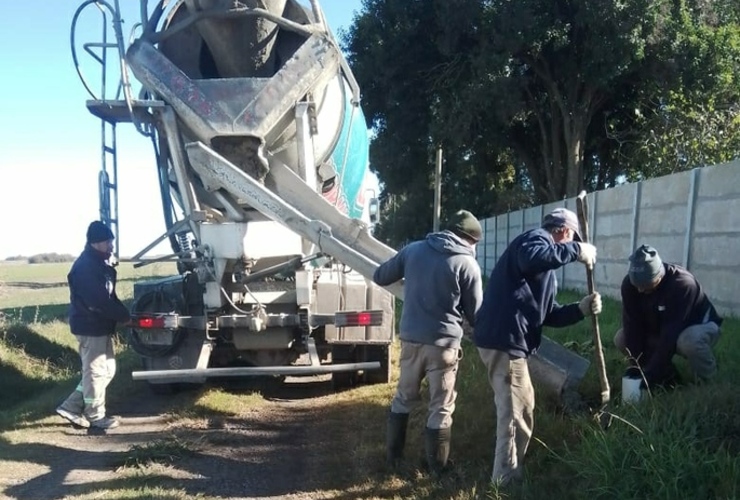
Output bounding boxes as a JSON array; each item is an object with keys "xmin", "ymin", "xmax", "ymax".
[
  {"xmin": 425, "ymin": 426, "xmax": 451, "ymax": 476},
  {"xmin": 386, "ymin": 411, "xmax": 409, "ymax": 468}
]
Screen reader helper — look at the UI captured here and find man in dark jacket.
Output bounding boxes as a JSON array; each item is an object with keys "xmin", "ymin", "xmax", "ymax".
[
  {"xmin": 373, "ymin": 210, "xmax": 483, "ymax": 475},
  {"xmin": 56, "ymin": 221, "xmax": 130, "ymax": 431},
  {"xmin": 616, "ymin": 244, "xmax": 722, "ymax": 388},
  {"xmin": 473, "ymin": 207, "xmax": 601, "ymax": 486}
]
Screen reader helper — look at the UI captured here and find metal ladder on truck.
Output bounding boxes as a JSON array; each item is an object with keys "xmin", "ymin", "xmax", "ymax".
[{"xmin": 70, "ymin": 0, "xmax": 159, "ymax": 261}]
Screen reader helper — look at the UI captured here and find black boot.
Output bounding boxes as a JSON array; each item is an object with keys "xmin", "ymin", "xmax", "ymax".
[
  {"xmin": 424, "ymin": 426, "xmax": 451, "ymax": 476},
  {"xmin": 386, "ymin": 411, "xmax": 409, "ymax": 468}
]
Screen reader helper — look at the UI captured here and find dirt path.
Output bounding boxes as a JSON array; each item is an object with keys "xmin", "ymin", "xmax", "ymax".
[{"xmin": 0, "ymin": 376, "xmax": 374, "ymax": 500}]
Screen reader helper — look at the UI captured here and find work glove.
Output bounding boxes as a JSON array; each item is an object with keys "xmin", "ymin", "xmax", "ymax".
[
  {"xmin": 577, "ymin": 242, "xmax": 597, "ymax": 268},
  {"xmin": 578, "ymin": 292, "xmax": 602, "ymax": 316}
]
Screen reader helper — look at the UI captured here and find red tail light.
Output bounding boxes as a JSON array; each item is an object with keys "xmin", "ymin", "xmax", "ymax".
[
  {"xmin": 135, "ymin": 316, "xmax": 166, "ymax": 329},
  {"xmin": 356, "ymin": 312, "xmax": 372, "ymax": 326},
  {"xmin": 334, "ymin": 310, "xmax": 383, "ymax": 327}
]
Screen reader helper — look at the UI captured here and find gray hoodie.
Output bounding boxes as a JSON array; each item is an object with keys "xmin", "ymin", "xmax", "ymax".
[{"xmin": 373, "ymin": 230, "xmax": 483, "ymax": 348}]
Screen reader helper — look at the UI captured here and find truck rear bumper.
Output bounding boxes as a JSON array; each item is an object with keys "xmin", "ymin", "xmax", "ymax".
[{"xmin": 132, "ymin": 361, "xmax": 380, "ymax": 382}]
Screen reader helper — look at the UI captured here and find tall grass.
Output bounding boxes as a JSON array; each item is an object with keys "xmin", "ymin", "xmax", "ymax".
[{"xmin": 548, "ymin": 382, "xmax": 740, "ymax": 499}]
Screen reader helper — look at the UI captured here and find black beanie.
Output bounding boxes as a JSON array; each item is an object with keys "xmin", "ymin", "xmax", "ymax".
[
  {"xmin": 628, "ymin": 244, "xmax": 664, "ymax": 287},
  {"xmin": 86, "ymin": 221, "xmax": 114, "ymax": 244},
  {"xmin": 447, "ymin": 210, "xmax": 482, "ymax": 242}
]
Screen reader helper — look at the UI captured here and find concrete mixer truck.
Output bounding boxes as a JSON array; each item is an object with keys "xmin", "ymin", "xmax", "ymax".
[{"xmin": 71, "ymin": 0, "xmax": 399, "ymax": 392}]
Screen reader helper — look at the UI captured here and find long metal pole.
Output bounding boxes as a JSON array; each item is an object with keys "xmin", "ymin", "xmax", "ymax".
[{"xmin": 433, "ymin": 146, "xmax": 442, "ymax": 231}]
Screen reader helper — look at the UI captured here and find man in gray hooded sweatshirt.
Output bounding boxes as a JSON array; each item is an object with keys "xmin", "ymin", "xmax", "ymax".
[{"xmin": 373, "ymin": 210, "xmax": 483, "ymax": 475}]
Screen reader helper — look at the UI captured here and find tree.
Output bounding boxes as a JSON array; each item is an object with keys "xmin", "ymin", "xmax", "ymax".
[
  {"xmin": 606, "ymin": 1, "xmax": 740, "ymax": 179},
  {"xmin": 345, "ymin": 0, "xmax": 517, "ymax": 246},
  {"xmin": 472, "ymin": 0, "xmax": 667, "ymax": 200},
  {"xmin": 345, "ymin": 0, "xmax": 540, "ymax": 246},
  {"xmin": 344, "ymin": 0, "xmax": 740, "ymax": 244}
]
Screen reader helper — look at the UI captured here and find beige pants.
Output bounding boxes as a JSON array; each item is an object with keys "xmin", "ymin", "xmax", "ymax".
[
  {"xmin": 477, "ymin": 347, "xmax": 534, "ymax": 485},
  {"xmin": 614, "ymin": 322, "xmax": 721, "ymax": 380},
  {"xmin": 60, "ymin": 335, "xmax": 116, "ymax": 421},
  {"xmin": 390, "ymin": 340, "xmax": 461, "ymax": 429}
]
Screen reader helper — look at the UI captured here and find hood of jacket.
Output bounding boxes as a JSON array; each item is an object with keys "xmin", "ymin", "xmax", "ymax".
[{"xmin": 425, "ymin": 230, "xmax": 476, "ymax": 257}]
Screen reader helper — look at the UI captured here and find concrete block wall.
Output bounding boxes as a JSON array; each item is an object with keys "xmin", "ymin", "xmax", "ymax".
[
  {"xmin": 689, "ymin": 163, "xmax": 740, "ymax": 313},
  {"xmin": 476, "ymin": 160, "xmax": 740, "ymax": 317}
]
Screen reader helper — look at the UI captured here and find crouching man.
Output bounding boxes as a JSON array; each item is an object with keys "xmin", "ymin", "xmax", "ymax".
[{"xmin": 616, "ymin": 244, "xmax": 723, "ymax": 389}]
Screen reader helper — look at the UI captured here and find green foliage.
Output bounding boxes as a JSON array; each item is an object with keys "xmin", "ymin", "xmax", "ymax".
[
  {"xmin": 345, "ymin": 0, "xmax": 518, "ymax": 246},
  {"xmin": 471, "ymin": 0, "xmax": 660, "ymax": 200},
  {"xmin": 616, "ymin": 2, "xmax": 740, "ymax": 179},
  {"xmin": 346, "ymin": 0, "xmax": 740, "ymax": 245}
]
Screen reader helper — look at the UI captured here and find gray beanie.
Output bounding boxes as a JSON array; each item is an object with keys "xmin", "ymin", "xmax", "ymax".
[
  {"xmin": 628, "ymin": 245, "xmax": 664, "ymax": 287},
  {"xmin": 447, "ymin": 210, "xmax": 482, "ymax": 242}
]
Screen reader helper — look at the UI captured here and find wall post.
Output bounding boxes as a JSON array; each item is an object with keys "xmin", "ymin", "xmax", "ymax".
[{"xmin": 682, "ymin": 168, "xmax": 700, "ymax": 270}]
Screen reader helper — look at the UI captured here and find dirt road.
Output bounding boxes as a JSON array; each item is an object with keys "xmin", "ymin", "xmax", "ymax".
[{"xmin": 0, "ymin": 376, "xmax": 391, "ymax": 500}]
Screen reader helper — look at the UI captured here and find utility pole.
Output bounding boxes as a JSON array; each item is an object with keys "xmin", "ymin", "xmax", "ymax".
[{"xmin": 433, "ymin": 146, "xmax": 442, "ymax": 231}]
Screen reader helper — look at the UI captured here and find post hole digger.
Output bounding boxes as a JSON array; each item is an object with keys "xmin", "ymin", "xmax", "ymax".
[{"xmin": 576, "ymin": 191, "xmax": 613, "ymax": 429}]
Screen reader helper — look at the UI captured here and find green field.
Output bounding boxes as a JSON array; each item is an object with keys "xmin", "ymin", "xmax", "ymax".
[
  {"xmin": 1, "ymin": 261, "xmax": 738, "ymax": 499},
  {"xmin": 0, "ymin": 260, "xmax": 177, "ymax": 315}
]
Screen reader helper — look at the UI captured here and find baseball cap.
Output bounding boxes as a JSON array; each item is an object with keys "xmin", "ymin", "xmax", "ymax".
[{"xmin": 541, "ymin": 208, "xmax": 582, "ymax": 242}]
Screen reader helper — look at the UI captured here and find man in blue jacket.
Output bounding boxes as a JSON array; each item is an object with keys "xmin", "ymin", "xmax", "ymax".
[
  {"xmin": 474, "ymin": 208, "xmax": 601, "ymax": 486},
  {"xmin": 374, "ymin": 210, "xmax": 483, "ymax": 475},
  {"xmin": 56, "ymin": 221, "xmax": 131, "ymax": 431}
]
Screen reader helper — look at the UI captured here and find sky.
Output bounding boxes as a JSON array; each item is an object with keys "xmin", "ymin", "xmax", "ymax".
[{"xmin": 0, "ymin": 0, "xmax": 364, "ymax": 260}]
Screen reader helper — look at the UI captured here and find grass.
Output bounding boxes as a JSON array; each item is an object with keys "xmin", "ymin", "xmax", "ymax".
[
  {"xmin": 118, "ymin": 436, "xmax": 198, "ymax": 469},
  {"xmin": 1, "ymin": 262, "xmax": 739, "ymax": 499},
  {"xmin": 0, "ymin": 261, "xmax": 177, "ymax": 310}
]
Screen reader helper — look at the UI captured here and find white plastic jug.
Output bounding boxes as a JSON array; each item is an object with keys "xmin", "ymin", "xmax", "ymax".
[{"xmin": 622, "ymin": 376, "xmax": 644, "ymax": 403}]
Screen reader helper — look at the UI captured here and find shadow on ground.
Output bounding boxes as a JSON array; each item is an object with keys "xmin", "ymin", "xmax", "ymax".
[{"xmin": 0, "ymin": 371, "xmax": 488, "ymax": 500}]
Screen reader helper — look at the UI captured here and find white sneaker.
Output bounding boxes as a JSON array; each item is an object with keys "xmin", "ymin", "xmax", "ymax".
[
  {"xmin": 89, "ymin": 416, "xmax": 120, "ymax": 430},
  {"xmin": 56, "ymin": 407, "xmax": 90, "ymax": 429}
]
